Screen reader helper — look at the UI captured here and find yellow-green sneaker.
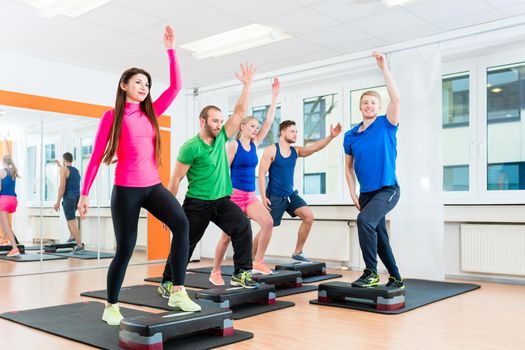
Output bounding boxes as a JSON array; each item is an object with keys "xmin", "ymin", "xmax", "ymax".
[
  {"xmin": 102, "ymin": 304, "xmax": 124, "ymax": 326},
  {"xmin": 168, "ymin": 287, "xmax": 202, "ymax": 311},
  {"xmin": 158, "ymin": 281, "xmax": 173, "ymax": 299}
]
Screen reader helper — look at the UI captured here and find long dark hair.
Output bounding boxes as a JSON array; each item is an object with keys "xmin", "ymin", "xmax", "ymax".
[{"xmin": 102, "ymin": 68, "xmax": 162, "ymax": 166}]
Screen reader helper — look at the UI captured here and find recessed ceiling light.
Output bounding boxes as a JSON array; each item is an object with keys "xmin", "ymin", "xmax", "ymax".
[
  {"xmin": 19, "ymin": 0, "xmax": 112, "ymax": 18},
  {"xmin": 491, "ymin": 87, "xmax": 503, "ymax": 93},
  {"xmin": 382, "ymin": 0, "xmax": 419, "ymax": 6},
  {"xmin": 180, "ymin": 24, "xmax": 290, "ymax": 60}
]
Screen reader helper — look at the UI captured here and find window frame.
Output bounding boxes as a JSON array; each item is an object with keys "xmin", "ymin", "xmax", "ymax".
[
  {"xmin": 443, "ymin": 48, "xmax": 525, "ymax": 204},
  {"xmin": 297, "ymin": 85, "xmax": 344, "ymax": 204}
]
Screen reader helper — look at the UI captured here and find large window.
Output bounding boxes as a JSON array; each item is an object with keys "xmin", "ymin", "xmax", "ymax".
[
  {"xmin": 444, "ymin": 165, "xmax": 469, "ymax": 191},
  {"xmin": 302, "ymin": 93, "xmax": 339, "ymax": 196},
  {"xmin": 304, "ymin": 173, "xmax": 326, "ymax": 195},
  {"xmin": 44, "ymin": 143, "xmax": 57, "ymax": 202},
  {"xmin": 80, "ymin": 136, "xmax": 93, "ymax": 177},
  {"xmin": 442, "ymin": 73, "xmax": 470, "ymax": 192},
  {"xmin": 252, "ymin": 104, "xmax": 281, "ymax": 148},
  {"xmin": 304, "ymin": 96, "xmax": 333, "ymax": 142},
  {"xmin": 26, "ymin": 146, "xmax": 37, "ymax": 203},
  {"xmin": 80, "ymin": 136, "xmax": 113, "ymax": 205},
  {"xmin": 487, "ymin": 62, "xmax": 525, "ymax": 192},
  {"xmin": 443, "ymin": 74, "xmax": 469, "ymax": 127},
  {"xmin": 487, "ymin": 63, "xmax": 524, "ymax": 123}
]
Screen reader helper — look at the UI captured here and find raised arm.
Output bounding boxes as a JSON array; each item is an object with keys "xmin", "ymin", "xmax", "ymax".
[
  {"xmin": 153, "ymin": 25, "xmax": 182, "ymax": 117},
  {"xmin": 344, "ymin": 154, "xmax": 360, "ymax": 210},
  {"xmin": 226, "ymin": 141, "xmax": 238, "ymax": 167},
  {"xmin": 168, "ymin": 161, "xmax": 190, "ymax": 197},
  {"xmin": 3, "ymin": 137, "xmax": 12, "ymax": 156},
  {"xmin": 373, "ymin": 51, "xmax": 400, "ymax": 126},
  {"xmin": 258, "ymin": 145, "xmax": 276, "ymax": 211},
  {"xmin": 78, "ymin": 110, "xmax": 114, "ymax": 219},
  {"xmin": 224, "ymin": 63, "xmax": 257, "ymax": 138},
  {"xmin": 297, "ymin": 123, "xmax": 342, "ymax": 157},
  {"xmin": 0, "ymin": 169, "xmax": 4, "ymax": 191},
  {"xmin": 254, "ymin": 78, "xmax": 280, "ymax": 146},
  {"xmin": 54, "ymin": 167, "xmax": 67, "ymax": 211}
]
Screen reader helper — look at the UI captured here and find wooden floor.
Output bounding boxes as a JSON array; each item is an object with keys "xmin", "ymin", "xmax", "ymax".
[{"xmin": 0, "ymin": 259, "xmax": 522, "ymax": 350}]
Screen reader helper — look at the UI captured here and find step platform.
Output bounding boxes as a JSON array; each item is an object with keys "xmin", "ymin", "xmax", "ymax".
[
  {"xmin": 43, "ymin": 242, "xmax": 76, "ymax": 253},
  {"xmin": 119, "ymin": 303, "xmax": 234, "ymax": 350},
  {"xmin": 316, "ymin": 281, "xmax": 406, "ymax": 311},
  {"xmin": 195, "ymin": 284, "xmax": 276, "ymax": 309},
  {"xmin": 0, "ymin": 244, "xmax": 25, "ymax": 254},
  {"xmin": 275, "ymin": 261, "xmax": 326, "ymax": 277},
  {"xmin": 253, "ymin": 270, "xmax": 302, "ymax": 288}
]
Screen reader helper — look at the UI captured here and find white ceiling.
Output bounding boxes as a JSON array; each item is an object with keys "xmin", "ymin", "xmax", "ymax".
[{"xmin": 1, "ymin": 0, "xmax": 525, "ymax": 88}]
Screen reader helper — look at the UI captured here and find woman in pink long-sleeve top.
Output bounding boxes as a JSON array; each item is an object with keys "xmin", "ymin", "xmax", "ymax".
[{"xmin": 77, "ymin": 26, "xmax": 200, "ymax": 326}]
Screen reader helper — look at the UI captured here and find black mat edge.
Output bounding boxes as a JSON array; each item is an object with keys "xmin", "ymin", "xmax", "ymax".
[
  {"xmin": 309, "ymin": 279, "xmax": 481, "ymax": 314},
  {"xmin": 0, "ymin": 301, "xmax": 254, "ymax": 350}
]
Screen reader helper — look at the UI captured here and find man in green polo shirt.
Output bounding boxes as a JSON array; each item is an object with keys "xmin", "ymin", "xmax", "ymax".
[{"xmin": 159, "ymin": 63, "xmax": 257, "ymax": 290}]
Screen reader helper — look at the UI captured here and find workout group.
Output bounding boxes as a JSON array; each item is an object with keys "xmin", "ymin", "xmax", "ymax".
[{"xmin": 0, "ymin": 25, "xmax": 403, "ymax": 326}]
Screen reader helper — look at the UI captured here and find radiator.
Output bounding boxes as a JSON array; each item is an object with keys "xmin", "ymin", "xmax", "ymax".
[
  {"xmin": 460, "ymin": 224, "xmax": 525, "ymax": 276},
  {"xmin": 262, "ymin": 219, "xmax": 353, "ymax": 264}
]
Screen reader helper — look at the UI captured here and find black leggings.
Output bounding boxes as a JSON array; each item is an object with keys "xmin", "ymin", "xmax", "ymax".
[{"xmin": 107, "ymin": 184, "xmax": 189, "ymax": 304}]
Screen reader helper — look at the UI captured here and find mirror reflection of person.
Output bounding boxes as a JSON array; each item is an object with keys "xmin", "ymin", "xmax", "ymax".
[
  {"xmin": 54, "ymin": 152, "xmax": 83, "ymax": 253},
  {"xmin": 0, "ymin": 138, "xmax": 21, "ymax": 256}
]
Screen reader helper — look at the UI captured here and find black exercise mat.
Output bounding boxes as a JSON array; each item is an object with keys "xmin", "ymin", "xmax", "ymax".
[
  {"xmin": 0, "ymin": 253, "xmax": 67, "ymax": 262},
  {"xmin": 0, "ymin": 301, "xmax": 253, "ymax": 350},
  {"xmin": 302, "ymin": 273, "xmax": 343, "ymax": 283},
  {"xmin": 173, "ymin": 272, "xmax": 318, "ymax": 297},
  {"xmin": 309, "ymin": 278, "xmax": 481, "ymax": 314},
  {"xmin": 144, "ymin": 276, "xmax": 164, "ymax": 283},
  {"xmin": 188, "ymin": 265, "xmax": 235, "ymax": 275},
  {"xmin": 186, "ymin": 265, "xmax": 342, "ymax": 284},
  {"xmin": 50, "ymin": 250, "xmax": 114, "ymax": 259},
  {"xmin": 82, "ymin": 284, "xmax": 295, "ymax": 320}
]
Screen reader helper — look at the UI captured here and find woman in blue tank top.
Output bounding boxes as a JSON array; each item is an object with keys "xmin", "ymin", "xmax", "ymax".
[
  {"xmin": 0, "ymin": 140, "xmax": 21, "ymax": 256},
  {"xmin": 209, "ymin": 78, "xmax": 280, "ymax": 285}
]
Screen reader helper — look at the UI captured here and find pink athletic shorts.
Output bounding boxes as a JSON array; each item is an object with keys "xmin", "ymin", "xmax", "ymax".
[
  {"xmin": 230, "ymin": 188, "xmax": 258, "ymax": 212},
  {"xmin": 0, "ymin": 195, "xmax": 18, "ymax": 213}
]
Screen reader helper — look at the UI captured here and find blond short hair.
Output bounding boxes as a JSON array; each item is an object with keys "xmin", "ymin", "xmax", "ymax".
[{"xmin": 359, "ymin": 90, "xmax": 381, "ymax": 104}]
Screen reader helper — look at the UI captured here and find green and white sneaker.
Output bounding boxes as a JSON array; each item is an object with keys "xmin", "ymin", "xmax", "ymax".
[
  {"xmin": 158, "ymin": 281, "xmax": 173, "ymax": 299},
  {"xmin": 102, "ymin": 304, "xmax": 124, "ymax": 326},
  {"xmin": 385, "ymin": 276, "xmax": 405, "ymax": 289},
  {"xmin": 168, "ymin": 287, "xmax": 202, "ymax": 311},
  {"xmin": 231, "ymin": 270, "xmax": 258, "ymax": 289}
]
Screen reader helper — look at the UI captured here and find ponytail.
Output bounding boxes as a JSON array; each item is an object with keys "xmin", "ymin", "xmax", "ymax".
[{"xmin": 3, "ymin": 156, "xmax": 19, "ymax": 179}]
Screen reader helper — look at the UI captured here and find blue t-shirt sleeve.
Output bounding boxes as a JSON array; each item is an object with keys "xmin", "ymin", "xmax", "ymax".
[
  {"xmin": 382, "ymin": 115, "xmax": 399, "ymax": 132},
  {"xmin": 343, "ymin": 131, "xmax": 353, "ymax": 156}
]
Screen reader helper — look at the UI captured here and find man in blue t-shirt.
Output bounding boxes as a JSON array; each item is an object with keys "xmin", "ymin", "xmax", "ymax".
[{"xmin": 343, "ymin": 51, "xmax": 404, "ymax": 289}]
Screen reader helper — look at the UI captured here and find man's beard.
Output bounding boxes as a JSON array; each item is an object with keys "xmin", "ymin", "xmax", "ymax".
[
  {"xmin": 204, "ymin": 123, "xmax": 219, "ymax": 137},
  {"xmin": 285, "ymin": 136, "xmax": 295, "ymax": 144}
]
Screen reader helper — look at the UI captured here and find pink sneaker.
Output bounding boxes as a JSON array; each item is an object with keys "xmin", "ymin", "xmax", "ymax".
[
  {"xmin": 209, "ymin": 270, "xmax": 225, "ymax": 286},
  {"xmin": 252, "ymin": 260, "xmax": 273, "ymax": 275},
  {"xmin": 7, "ymin": 248, "xmax": 20, "ymax": 257}
]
